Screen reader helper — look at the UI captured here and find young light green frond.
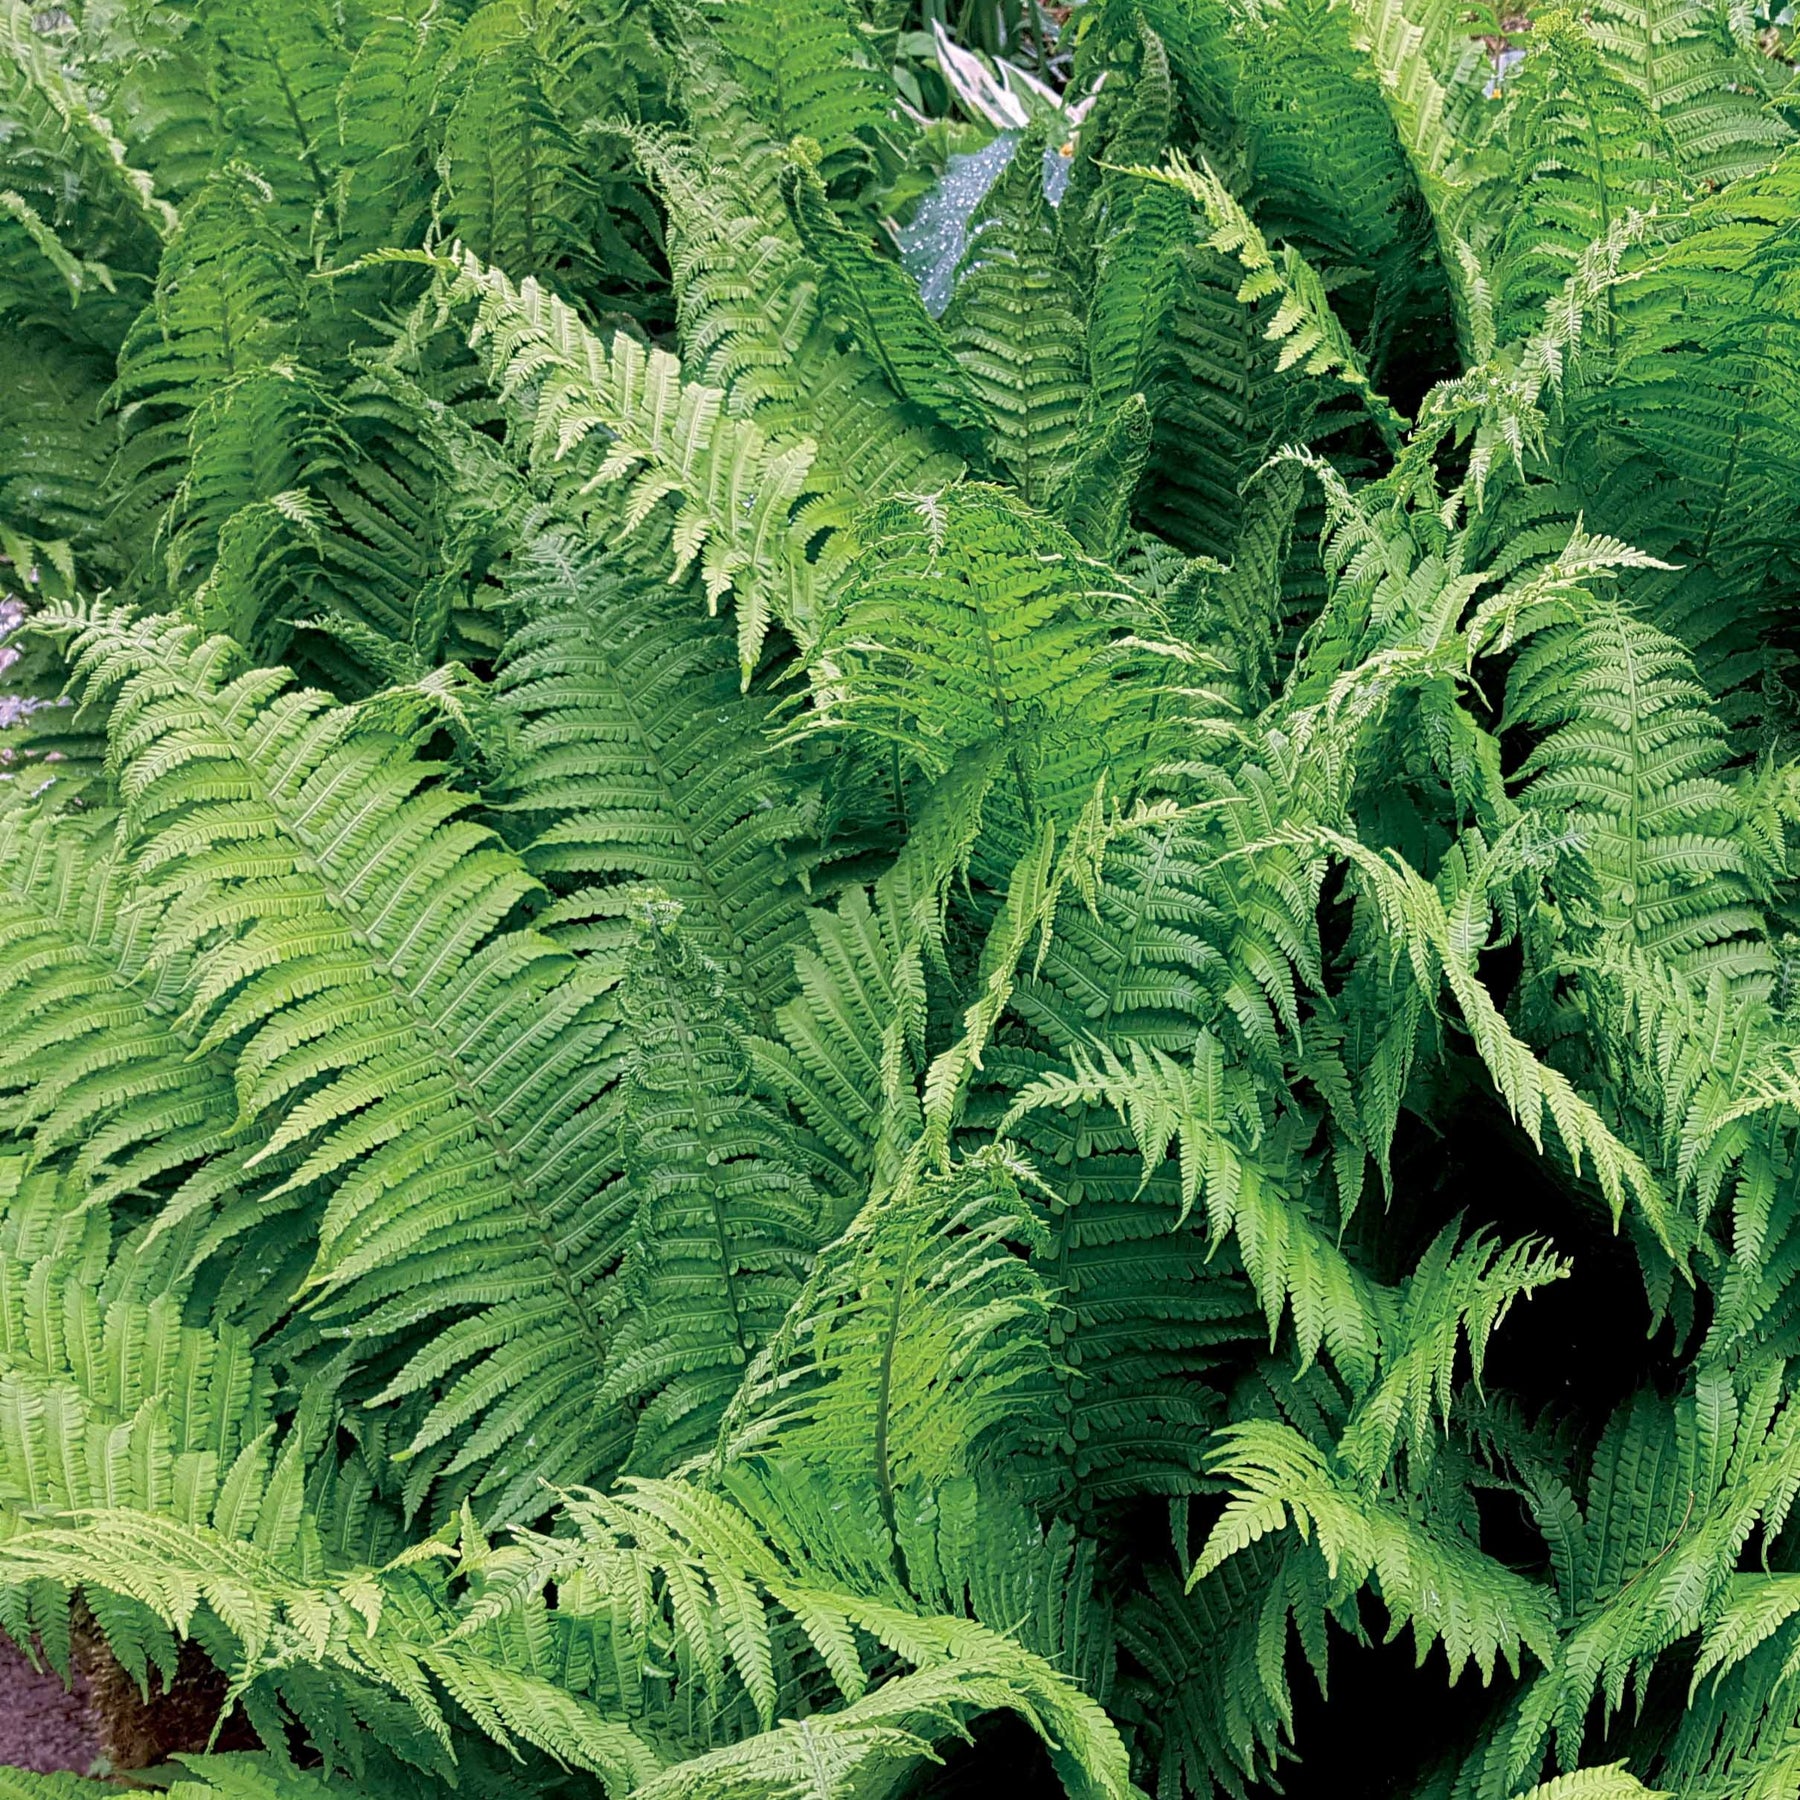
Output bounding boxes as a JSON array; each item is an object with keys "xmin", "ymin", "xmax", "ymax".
[
  {"xmin": 1198, "ymin": 1418, "xmax": 1561, "ymax": 1684},
  {"xmin": 437, "ymin": 245, "xmax": 829, "ymax": 676},
  {"xmin": 715, "ymin": 1145, "xmax": 1052, "ymax": 1530},
  {"xmin": 485, "ymin": 1478, "xmax": 1133, "ymax": 1799},
  {"xmin": 0, "ymin": 1509, "xmax": 655, "ymax": 1790},
  {"xmin": 1124, "ymin": 152, "xmax": 1408, "ymax": 449},
  {"xmin": 1515, "ymin": 1768, "xmax": 1670, "ymax": 1800},
  {"xmin": 1338, "ymin": 1224, "xmax": 1568, "ymax": 1485},
  {"xmin": 1510, "ymin": 597, "xmax": 1774, "ymax": 984}
]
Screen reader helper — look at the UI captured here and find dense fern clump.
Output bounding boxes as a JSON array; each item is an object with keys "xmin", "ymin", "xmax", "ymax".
[{"xmin": 4, "ymin": 0, "xmax": 1800, "ymax": 1795}]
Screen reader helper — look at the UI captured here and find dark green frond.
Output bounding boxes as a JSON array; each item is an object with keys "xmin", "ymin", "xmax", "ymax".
[{"xmin": 496, "ymin": 532, "xmax": 813, "ymax": 1022}]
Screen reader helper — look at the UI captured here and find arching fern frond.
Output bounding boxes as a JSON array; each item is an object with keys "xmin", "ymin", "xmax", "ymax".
[
  {"xmin": 1197, "ymin": 1417, "xmax": 1560, "ymax": 1685},
  {"xmin": 632, "ymin": 49, "xmax": 963, "ymax": 523},
  {"xmin": 0, "ymin": 799, "xmax": 261, "ymax": 1231},
  {"xmin": 1125, "ymin": 152, "xmax": 1408, "ymax": 450},
  {"xmin": 1509, "ymin": 597, "xmax": 1773, "ymax": 984},
  {"xmin": 50, "ymin": 604, "xmax": 628, "ymax": 1522},
  {"xmin": 748, "ymin": 882, "xmax": 926, "ymax": 1205},
  {"xmin": 437, "ymin": 246, "xmax": 828, "ymax": 676},
  {"xmin": 108, "ymin": 175, "xmax": 306, "ymax": 585},
  {"xmin": 494, "ymin": 531, "xmax": 813, "ymax": 1023},
  {"xmin": 784, "ymin": 156, "xmax": 993, "ymax": 453},
  {"xmin": 1002, "ymin": 1036, "xmax": 1383, "ymax": 1386}
]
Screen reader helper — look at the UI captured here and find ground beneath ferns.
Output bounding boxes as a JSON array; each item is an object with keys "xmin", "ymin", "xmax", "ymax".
[
  {"xmin": 0, "ymin": 1637, "xmax": 102, "ymax": 1774},
  {"xmin": 0, "ymin": 1627, "xmax": 254, "ymax": 1779}
]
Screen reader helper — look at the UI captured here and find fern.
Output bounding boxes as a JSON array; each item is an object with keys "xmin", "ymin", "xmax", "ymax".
[
  {"xmin": 802, "ymin": 485, "xmax": 1198, "ymax": 839},
  {"xmin": 438, "ymin": 245, "xmax": 829, "ymax": 676},
  {"xmin": 49, "ymin": 605, "xmax": 627, "ymax": 1521},
  {"xmin": 698, "ymin": 0, "xmax": 895, "ymax": 194},
  {"xmin": 1510, "ymin": 597, "xmax": 1773, "ymax": 982},
  {"xmin": 1196, "ymin": 1416, "xmax": 1560, "ymax": 1684},
  {"xmin": 7, "ymin": 6, "xmax": 1800, "ymax": 1796},
  {"xmin": 494, "ymin": 530, "xmax": 813, "ymax": 1020},
  {"xmin": 600, "ymin": 896, "xmax": 824, "ymax": 1475},
  {"xmin": 943, "ymin": 141, "xmax": 1088, "ymax": 505},
  {"xmin": 1127, "ymin": 153, "xmax": 1409, "ymax": 449}
]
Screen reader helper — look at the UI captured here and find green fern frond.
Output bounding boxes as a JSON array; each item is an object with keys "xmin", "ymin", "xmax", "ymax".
[
  {"xmin": 494, "ymin": 531, "xmax": 813, "ymax": 1022},
  {"xmin": 50, "ymin": 604, "xmax": 628, "ymax": 1521},
  {"xmin": 1003, "ymin": 1036, "xmax": 1383, "ymax": 1384},
  {"xmin": 438, "ymin": 245, "xmax": 829, "ymax": 676},
  {"xmin": 1504, "ymin": 1361, "xmax": 1800, "ymax": 1780},
  {"xmin": 194, "ymin": 0, "xmax": 354, "ymax": 230},
  {"xmin": 1054, "ymin": 393, "xmax": 1154, "ymax": 560},
  {"xmin": 698, "ymin": 0, "xmax": 895, "ymax": 194},
  {"xmin": 437, "ymin": 3, "xmax": 607, "ymax": 295},
  {"xmin": 943, "ymin": 142, "xmax": 1088, "ymax": 505},
  {"xmin": 1471, "ymin": 13, "xmax": 1684, "ymax": 341},
  {"xmin": 0, "ymin": 801, "xmax": 260, "ymax": 1227},
  {"xmin": 1338, "ymin": 1223, "xmax": 1567, "ymax": 1485},
  {"xmin": 749, "ymin": 882, "xmax": 926, "ymax": 1202},
  {"xmin": 1116, "ymin": 1539, "xmax": 1340, "ymax": 1799},
  {"xmin": 784, "ymin": 155, "xmax": 993, "ymax": 452},
  {"xmin": 1198, "ymin": 1417, "xmax": 1560, "ymax": 1684},
  {"xmin": 632, "ymin": 51, "xmax": 962, "ymax": 521},
  {"xmin": 1510, "ymin": 597, "xmax": 1774, "ymax": 983},
  {"xmin": 601, "ymin": 896, "xmax": 824, "ymax": 1475},
  {"xmin": 108, "ymin": 175, "xmax": 306, "ymax": 580},
  {"xmin": 1582, "ymin": 0, "xmax": 1793, "ymax": 185},
  {"xmin": 716, "ymin": 1144, "xmax": 1052, "ymax": 1531},
  {"xmin": 803, "ymin": 485, "xmax": 1199, "ymax": 835},
  {"xmin": 1125, "ymin": 152, "xmax": 1409, "ymax": 449},
  {"xmin": 0, "ymin": 0, "xmax": 173, "ymax": 295}
]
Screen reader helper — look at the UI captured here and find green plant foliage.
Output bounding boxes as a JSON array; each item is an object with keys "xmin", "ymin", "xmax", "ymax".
[{"xmin": 6, "ymin": 2, "xmax": 1800, "ymax": 1797}]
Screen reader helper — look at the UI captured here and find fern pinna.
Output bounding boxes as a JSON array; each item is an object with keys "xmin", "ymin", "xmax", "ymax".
[{"xmin": 2, "ymin": 0, "xmax": 1800, "ymax": 1795}]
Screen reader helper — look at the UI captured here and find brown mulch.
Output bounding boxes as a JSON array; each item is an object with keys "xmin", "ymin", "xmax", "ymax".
[{"xmin": 0, "ymin": 1620, "xmax": 255, "ymax": 1779}]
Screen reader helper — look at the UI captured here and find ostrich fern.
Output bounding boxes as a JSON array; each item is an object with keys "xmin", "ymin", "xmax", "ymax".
[{"xmin": 1, "ymin": 0, "xmax": 1800, "ymax": 1795}]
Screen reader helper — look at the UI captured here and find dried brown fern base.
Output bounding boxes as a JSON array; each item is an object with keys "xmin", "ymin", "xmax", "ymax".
[{"xmin": 72, "ymin": 1613, "xmax": 257, "ymax": 1778}]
